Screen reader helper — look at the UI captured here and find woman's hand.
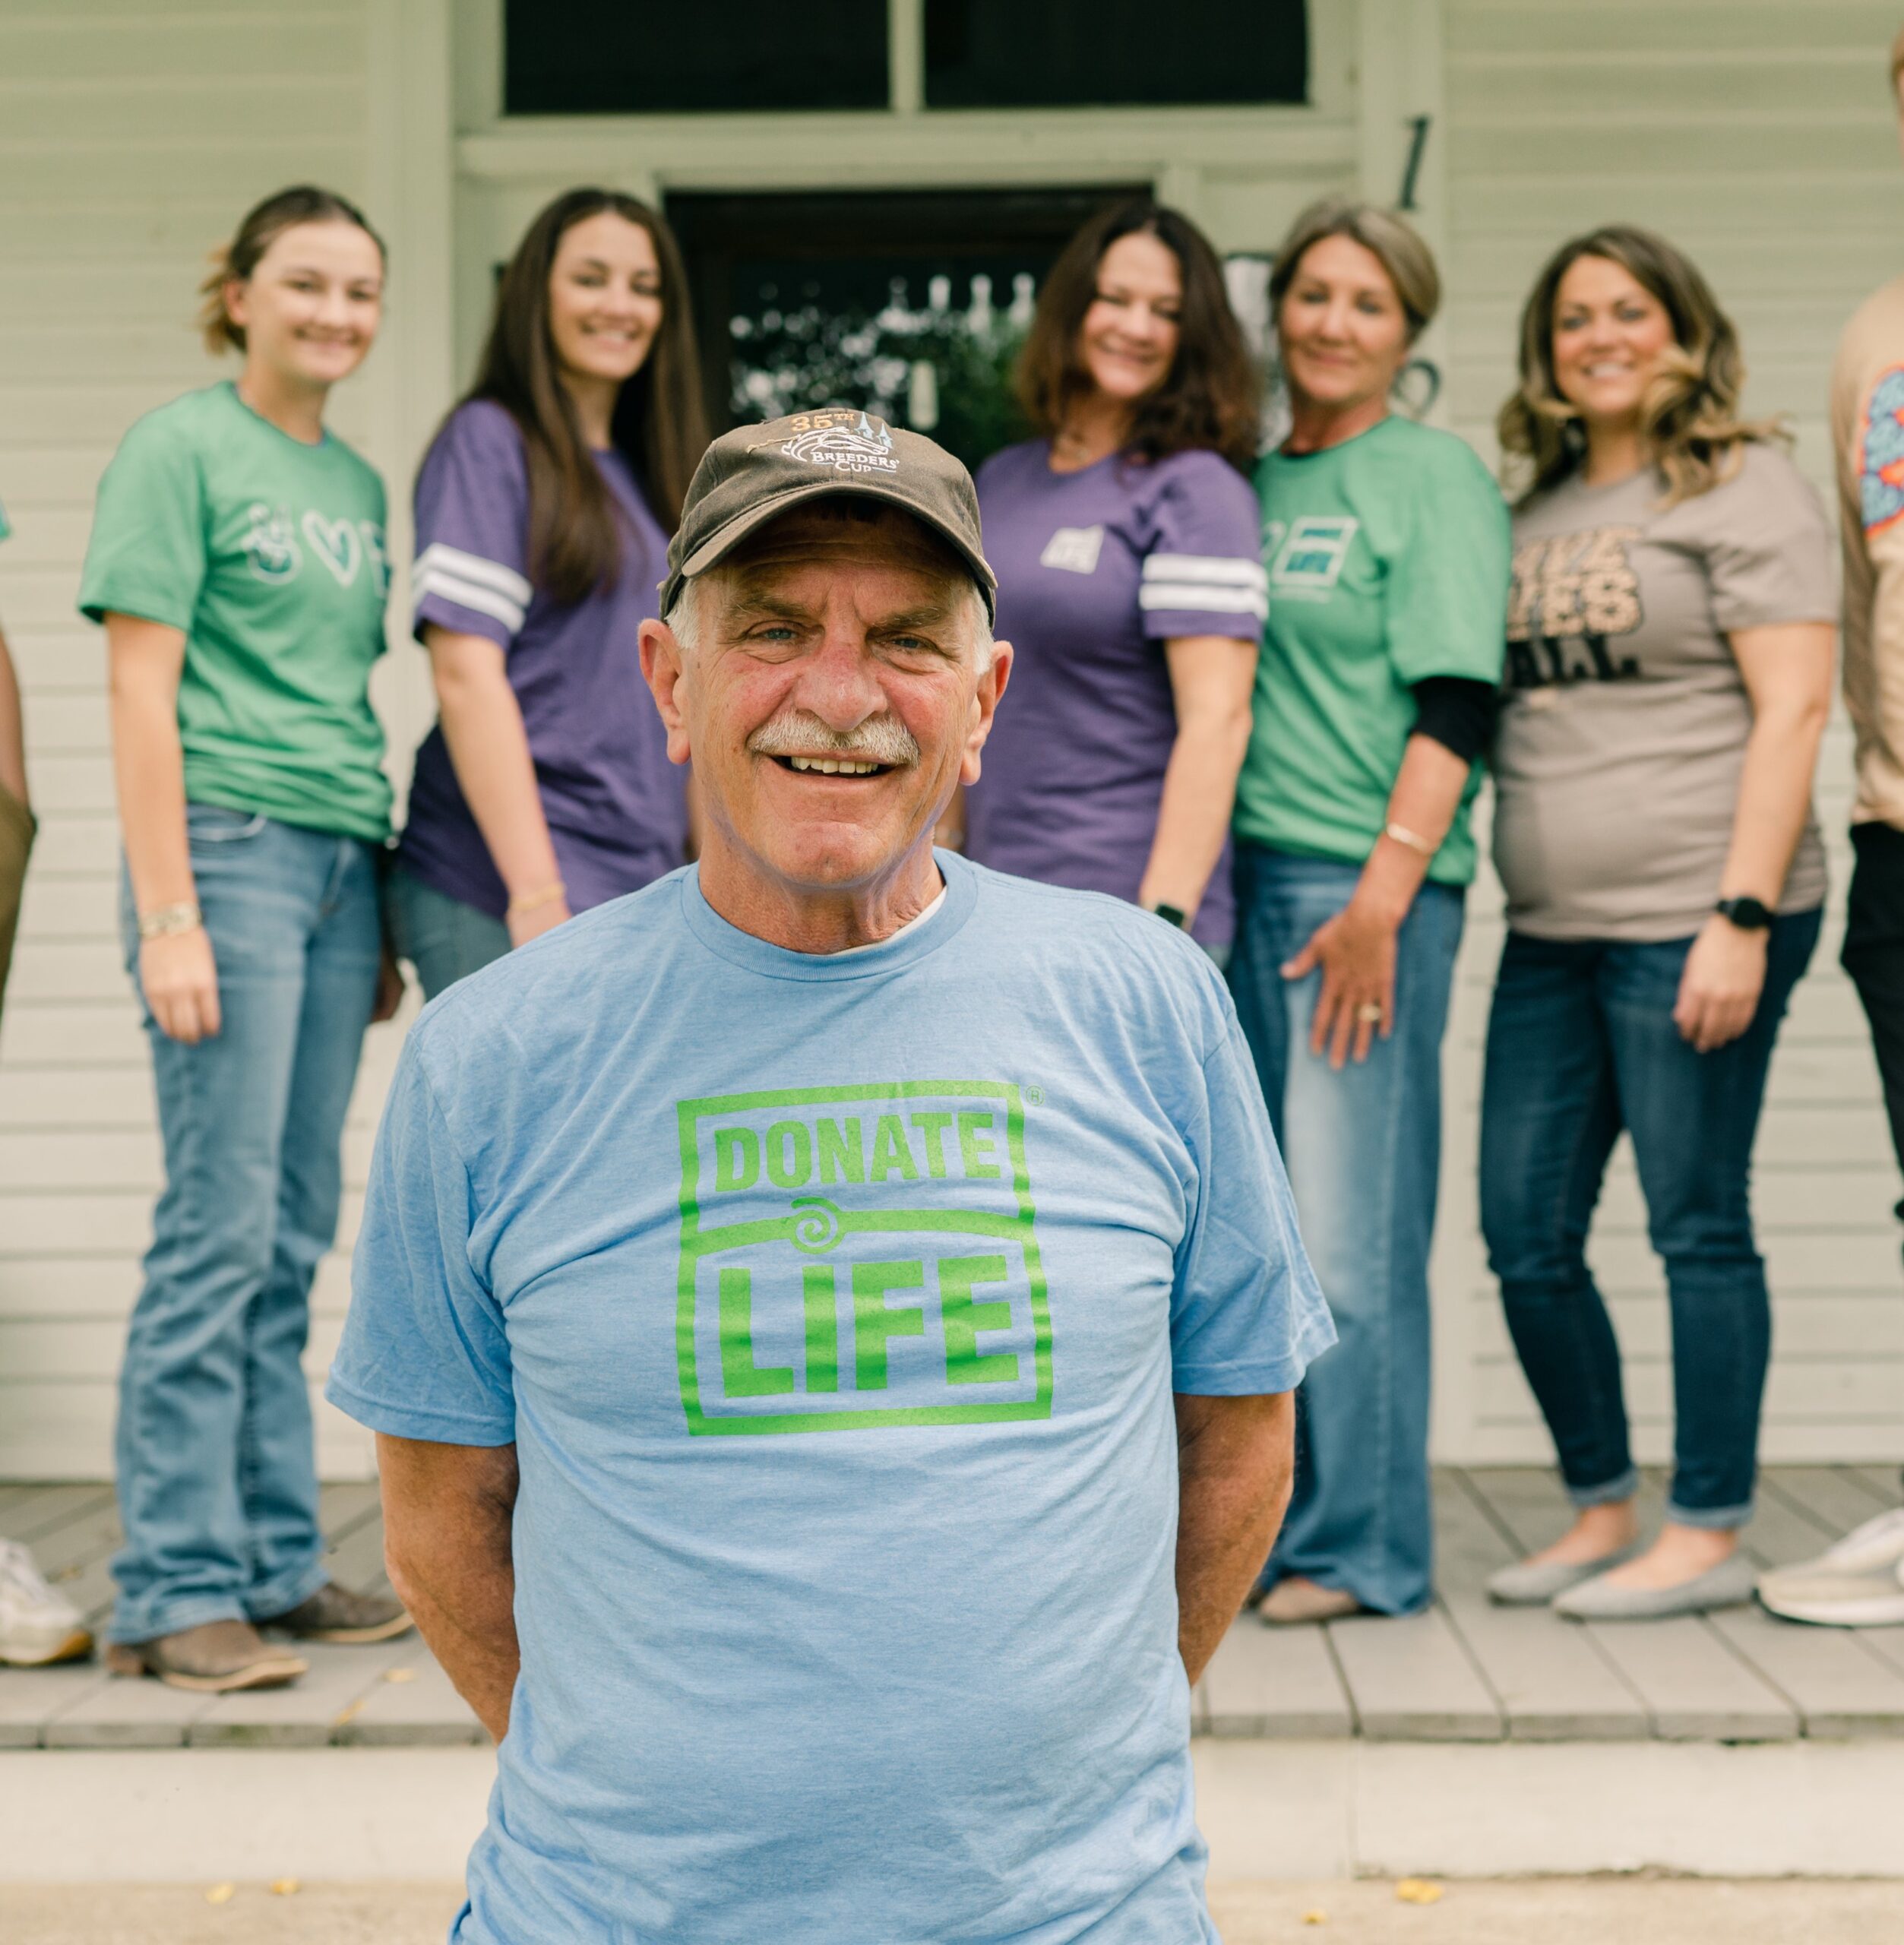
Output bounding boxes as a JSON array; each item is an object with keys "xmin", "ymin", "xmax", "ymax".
[
  {"xmin": 1673, "ymin": 915, "xmax": 1770, "ymax": 1053},
  {"xmin": 139, "ymin": 928, "xmax": 220, "ymax": 1045},
  {"xmin": 1283, "ymin": 893, "xmax": 1403, "ymax": 1069},
  {"xmin": 507, "ymin": 894, "xmax": 572, "ymax": 949},
  {"xmin": 371, "ymin": 947, "xmax": 406, "ymax": 1024}
]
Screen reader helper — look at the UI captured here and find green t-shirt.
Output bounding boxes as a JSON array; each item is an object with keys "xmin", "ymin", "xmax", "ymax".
[
  {"xmin": 1235, "ymin": 415, "xmax": 1510, "ymax": 887},
  {"xmin": 78, "ymin": 381, "xmax": 391, "ymax": 842}
]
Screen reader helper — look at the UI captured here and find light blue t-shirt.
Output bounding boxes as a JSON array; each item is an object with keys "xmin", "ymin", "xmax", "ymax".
[{"xmin": 329, "ymin": 851, "xmax": 1333, "ymax": 1945}]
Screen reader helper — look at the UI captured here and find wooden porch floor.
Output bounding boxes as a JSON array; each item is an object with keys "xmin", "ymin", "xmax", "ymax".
[{"xmin": 2, "ymin": 1466, "xmax": 1901, "ymax": 1749}]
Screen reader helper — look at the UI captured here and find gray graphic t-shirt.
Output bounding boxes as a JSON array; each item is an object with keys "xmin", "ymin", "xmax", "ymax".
[{"xmin": 1492, "ymin": 442, "xmax": 1833, "ymax": 941}]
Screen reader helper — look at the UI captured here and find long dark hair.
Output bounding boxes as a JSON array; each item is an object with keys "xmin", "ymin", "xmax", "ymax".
[
  {"xmin": 198, "ymin": 185, "xmax": 385, "ymax": 356},
  {"xmin": 465, "ymin": 188, "xmax": 707, "ymax": 605},
  {"xmin": 1015, "ymin": 201, "xmax": 1260, "ymax": 474},
  {"xmin": 1498, "ymin": 225, "xmax": 1781, "ymax": 507}
]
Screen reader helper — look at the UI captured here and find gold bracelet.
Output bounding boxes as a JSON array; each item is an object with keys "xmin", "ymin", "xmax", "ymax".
[
  {"xmin": 506, "ymin": 880, "xmax": 567, "ymax": 918},
  {"xmin": 1383, "ymin": 821, "xmax": 1436, "ymax": 859},
  {"xmin": 138, "ymin": 901, "xmax": 203, "ymax": 940}
]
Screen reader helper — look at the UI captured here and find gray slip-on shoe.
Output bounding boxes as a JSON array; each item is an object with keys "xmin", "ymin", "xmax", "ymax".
[
  {"xmin": 1485, "ymin": 1542, "xmax": 1642, "ymax": 1607},
  {"xmin": 1553, "ymin": 1551, "xmax": 1757, "ymax": 1621}
]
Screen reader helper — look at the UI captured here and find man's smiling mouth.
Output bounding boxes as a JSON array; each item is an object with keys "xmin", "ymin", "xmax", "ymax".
[{"xmin": 770, "ymin": 754, "xmax": 892, "ymax": 776}]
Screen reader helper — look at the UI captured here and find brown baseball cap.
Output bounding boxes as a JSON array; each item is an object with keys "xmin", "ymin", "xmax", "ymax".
[{"xmin": 659, "ymin": 407, "xmax": 997, "ymax": 625}]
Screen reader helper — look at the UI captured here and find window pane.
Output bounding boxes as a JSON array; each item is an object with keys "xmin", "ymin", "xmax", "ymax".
[
  {"xmin": 505, "ymin": 2, "xmax": 889, "ymax": 115},
  {"xmin": 925, "ymin": 0, "xmax": 1305, "ymax": 108}
]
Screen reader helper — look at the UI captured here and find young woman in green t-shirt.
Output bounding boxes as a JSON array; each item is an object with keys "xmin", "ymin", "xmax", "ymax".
[
  {"xmin": 1230, "ymin": 200, "xmax": 1510, "ymax": 1624},
  {"xmin": 80, "ymin": 188, "xmax": 412, "ymax": 1694}
]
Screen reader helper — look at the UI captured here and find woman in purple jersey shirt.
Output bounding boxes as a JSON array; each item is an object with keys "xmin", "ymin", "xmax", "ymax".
[
  {"xmin": 389, "ymin": 188, "xmax": 707, "ymax": 998},
  {"xmin": 961, "ymin": 201, "xmax": 1266, "ymax": 953}
]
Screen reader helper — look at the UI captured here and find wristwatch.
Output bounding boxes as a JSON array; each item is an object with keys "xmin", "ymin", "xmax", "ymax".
[
  {"xmin": 1715, "ymin": 896, "xmax": 1773, "ymax": 931},
  {"xmin": 1147, "ymin": 903, "xmax": 1190, "ymax": 931}
]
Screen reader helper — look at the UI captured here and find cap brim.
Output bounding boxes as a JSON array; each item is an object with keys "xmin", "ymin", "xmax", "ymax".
[{"xmin": 664, "ymin": 477, "xmax": 997, "ymax": 625}]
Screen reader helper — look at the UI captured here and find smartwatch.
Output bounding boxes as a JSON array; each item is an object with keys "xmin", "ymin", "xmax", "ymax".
[
  {"xmin": 1715, "ymin": 895, "xmax": 1773, "ymax": 931},
  {"xmin": 1147, "ymin": 903, "xmax": 1190, "ymax": 931}
]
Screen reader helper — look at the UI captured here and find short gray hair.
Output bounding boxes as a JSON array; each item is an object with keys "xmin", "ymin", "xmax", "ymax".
[{"xmin": 664, "ymin": 568, "xmax": 994, "ymax": 664}]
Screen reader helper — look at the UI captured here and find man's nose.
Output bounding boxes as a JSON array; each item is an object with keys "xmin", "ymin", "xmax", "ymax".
[{"xmin": 786, "ymin": 625, "xmax": 887, "ymax": 732}]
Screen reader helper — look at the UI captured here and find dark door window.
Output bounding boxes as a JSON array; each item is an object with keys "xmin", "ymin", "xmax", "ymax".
[
  {"xmin": 666, "ymin": 188, "xmax": 1149, "ymax": 471},
  {"xmin": 505, "ymin": 1, "xmax": 889, "ymax": 115},
  {"xmin": 925, "ymin": 0, "xmax": 1306, "ymax": 108}
]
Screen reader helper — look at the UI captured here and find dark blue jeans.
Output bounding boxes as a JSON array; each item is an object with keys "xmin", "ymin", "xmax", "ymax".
[{"xmin": 1479, "ymin": 912, "xmax": 1820, "ymax": 1529}]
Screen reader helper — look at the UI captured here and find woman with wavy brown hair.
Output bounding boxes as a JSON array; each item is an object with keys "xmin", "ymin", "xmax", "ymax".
[
  {"xmin": 389, "ymin": 188, "xmax": 707, "ymax": 998},
  {"xmin": 1481, "ymin": 226, "xmax": 1834, "ymax": 1621},
  {"xmin": 959, "ymin": 200, "xmax": 1265, "ymax": 953}
]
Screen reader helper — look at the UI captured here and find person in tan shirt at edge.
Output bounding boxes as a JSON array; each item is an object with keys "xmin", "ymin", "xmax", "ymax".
[{"xmin": 1757, "ymin": 25, "xmax": 1904, "ymax": 1630}]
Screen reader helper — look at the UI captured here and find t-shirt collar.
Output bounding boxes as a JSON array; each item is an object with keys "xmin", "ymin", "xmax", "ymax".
[{"xmin": 678, "ymin": 849, "xmax": 977, "ymax": 981}]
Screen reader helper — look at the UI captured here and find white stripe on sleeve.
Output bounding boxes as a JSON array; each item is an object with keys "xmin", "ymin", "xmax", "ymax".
[
  {"xmin": 413, "ymin": 542, "xmax": 533, "ymax": 608},
  {"xmin": 1141, "ymin": 552, "xmax": 1269, "ymax": 593},
  {"xmin": 1137, "ymin": 583, "xmax": 1269, "ymax": 621},
  {"xmin": 413, "ymin": 568, "xmax": 526, "ymax": 635}
]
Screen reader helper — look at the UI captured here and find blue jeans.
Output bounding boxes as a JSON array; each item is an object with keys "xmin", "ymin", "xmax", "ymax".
[
  {"xmin": 111, "ymin": 808, "xmax": 381, "ymax": 1642},
  {"xmin": 384, "ymin": 864, "xmax": 510, "ymax": 1002},
  {"xmin": 1229, "ymin": 844, "xmax": 1465, "ymax": 1615},
  {"xmin": 1479, "ymin": 912, "xmax": 1820, "ymax": 1529}
]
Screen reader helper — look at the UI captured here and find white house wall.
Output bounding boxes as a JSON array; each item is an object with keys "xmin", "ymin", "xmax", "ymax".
[{"xmin": 0, "ymin": 0, "xmax": 1900, "ymax": 1478}]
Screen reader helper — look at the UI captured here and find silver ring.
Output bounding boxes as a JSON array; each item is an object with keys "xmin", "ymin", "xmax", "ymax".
[{"xmin": 1356, "ymin": 1003, "xmax": 1384, "ymax": 1024}]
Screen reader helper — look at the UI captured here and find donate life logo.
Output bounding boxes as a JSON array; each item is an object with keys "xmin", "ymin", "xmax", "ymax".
[{"xmin": 673, "ymin": 1082, "xmax": 1052, "ymax": 1435}]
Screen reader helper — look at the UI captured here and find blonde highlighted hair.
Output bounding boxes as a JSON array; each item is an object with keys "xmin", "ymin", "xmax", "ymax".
[
  {"xmin": 1497, "ymin": 224, "xmax": 1782, "ymax": 507},
  {"xmin": 196, "ymin": 185, "xmax": 384, "ymax": 356}
]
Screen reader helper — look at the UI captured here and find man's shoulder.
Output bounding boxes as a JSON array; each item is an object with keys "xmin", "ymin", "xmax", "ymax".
[
  {"xmin": 958, "ymin": 862, "xmax": 1230, "ymax": 1035},
  {"xmin": 407, "ymin": 871, "xmax": 694, "ymax": 1063}
]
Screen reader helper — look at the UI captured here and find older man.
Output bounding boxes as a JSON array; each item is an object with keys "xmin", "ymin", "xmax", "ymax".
[{"xmin": 328, "ymin": 410, "xmax": 1332, "ymax": 1943}]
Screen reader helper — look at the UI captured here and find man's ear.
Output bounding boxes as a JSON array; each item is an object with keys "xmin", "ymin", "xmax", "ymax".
[
  {"xmin": 638, "ymin": 618, "xmax": 693, "ymax": 767},
  {"xmin": 959, "ymin": 639, "xmax": 1013, "ymax": 787}
]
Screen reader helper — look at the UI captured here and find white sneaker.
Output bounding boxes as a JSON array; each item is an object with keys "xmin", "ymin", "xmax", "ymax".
[
  {"xmin": 0, "ymin": 1538, "xmax": 93, "ymax": 1666},
  {"xmin": 1755, "ymin": 1507, "xmax": 1904, "ymax": 1627}
]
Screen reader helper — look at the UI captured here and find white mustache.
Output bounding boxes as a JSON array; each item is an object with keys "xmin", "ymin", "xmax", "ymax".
[{"xmin": 748, "ymin": 711, "xmax": 919, "ymax": 767}]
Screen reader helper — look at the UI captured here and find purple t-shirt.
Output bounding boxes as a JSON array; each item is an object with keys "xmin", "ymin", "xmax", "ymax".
[
  {"xmin": 964, "ymin": 441, "xmax": 1266, "ymax": 947},
  {"xmin": 397, "ymin": 400, "xmax": 688, "ymax": 919}
]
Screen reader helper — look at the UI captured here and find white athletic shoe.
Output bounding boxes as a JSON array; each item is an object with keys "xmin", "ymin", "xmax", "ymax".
[
  {"xmin": 0, "ymin": 1538, "xmax": 93, "ymax": 1666},
  {"xmin": 1755, "ymin": 1506, "xmax": 1904, "ymax": 1627}
]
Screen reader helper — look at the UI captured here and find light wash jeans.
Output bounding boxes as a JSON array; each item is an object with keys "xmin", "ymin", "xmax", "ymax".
[
  {"xmin": 110, "ymin": 806, "xmax": 380, "ymax": 1643},
  {"xmin": 384, "ymin": 863, "xmax": 511, "ymax": 1003},
  {"xmin": 1229, "ymin": 844, "xmax": 1464, "ymax": 1616}
]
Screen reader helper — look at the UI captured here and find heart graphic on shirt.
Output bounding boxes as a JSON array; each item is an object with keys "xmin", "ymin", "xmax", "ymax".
[{"xmin": 302, "ymin": 511, "xmax": 362, "ymax": 587}]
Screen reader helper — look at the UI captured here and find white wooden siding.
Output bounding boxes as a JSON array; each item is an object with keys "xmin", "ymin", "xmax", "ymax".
[
  {"xmin": 0, "ymin": 0, "xmax": 448, "ymax": 1480},
  {"xmin": 5, "ymin": 0, "xmax": 1902, "ymax": 1480},
  {"xmin": 1434, "ymin": 0, "xmax": 1904, "ymax": 1463}
]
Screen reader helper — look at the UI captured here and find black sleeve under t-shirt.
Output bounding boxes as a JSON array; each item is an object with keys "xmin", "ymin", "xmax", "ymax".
[{"xmin": 1409, "ymin": 675, "xmax": 1498, "ymax": 764}]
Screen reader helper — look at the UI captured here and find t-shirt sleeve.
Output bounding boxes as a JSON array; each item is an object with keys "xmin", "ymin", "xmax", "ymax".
[
  {"xmin": 1385, "ymin": 438, "xmax": 1511, "ymax": 686},
  {"xmin": 410, "ymin": 403, "xmax": 533, "ymax": 650},
  {"xmin": 1170, "ymin": 1008, "xmax": 1336, "ymax": 1395},
  {"xmin": 1138, "ymin": 454, "xmax": 1268, "ymax": 643},
  {"xmin": 1705, "ymin": 446, "xmax": 1838, "ymax": 634},
  {"xmin": 77, "ymin": 414, "xmax": 207, "ymax": 630},
  {"xmin": 325, "ymin": 1032, "xmax": 516, "ymax": 1445}
]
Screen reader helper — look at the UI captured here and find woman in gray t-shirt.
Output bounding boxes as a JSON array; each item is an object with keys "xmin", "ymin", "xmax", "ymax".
[{"xmin": 1479, "ymin": 226, "xmax": 1834, "ymax": 1621}]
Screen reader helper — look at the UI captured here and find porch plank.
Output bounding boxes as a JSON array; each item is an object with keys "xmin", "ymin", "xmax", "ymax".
[
  {"xmin": 0, "ymin": 1662, "xmax": 105, "ymax": 1749},
  {"xmin": 1202, "ymin": 1615, "xmax": 1354, "ymax": 1737},
  {"xmin": 321, "ymin": 1507, "xmax": 392, "ymax": 1597},
  {"xmin": 334, "ymin": 1652, "xmax": 485, "ymax": 1746},
  {"xmin": 2, "ymin": 1485, "xmax": 114, "ymax": 1546},
  {"xmin": 190, "ymin": 1638, "xmax": 421, "ymax": 1748},
  {"xmin": 317, "ymin": 1482, "xmax": 382, "ymax": 1539},
  {"xmin": 1436, "ymin": 1472, "xmax": 1646, "ymax": 1740},
  {"xmin": 1708, "ymin": 1603, "xmax": 1904, "ymax": 1738},
  {"xmin": 1326, "ymin": 1607, "xmax": 1503, "ymax": 1741},
  {"xmin": 43, "ymin": 1668, "xmax": 214, "ymax": 1748},
  {"xmin": 1580, "ymin": 1616, "xmax": 1799, "ymax": 1741},
  {"xmin": 1763, "ymin": 1468, "xmax": 1898, "ymax": 1545}
]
